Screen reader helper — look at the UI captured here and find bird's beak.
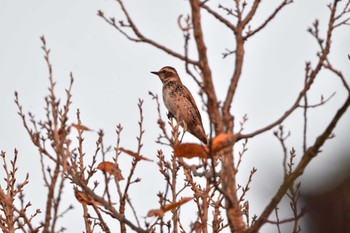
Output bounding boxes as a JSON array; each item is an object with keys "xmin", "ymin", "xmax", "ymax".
[{"xmin": 150, "ymin": 71, "xmax": 159, "ymax": 75}]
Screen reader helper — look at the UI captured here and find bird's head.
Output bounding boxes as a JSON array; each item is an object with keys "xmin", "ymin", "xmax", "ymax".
[{"xmin": 151, "ymin": 66, "xmax": 181, "ymax": 84}]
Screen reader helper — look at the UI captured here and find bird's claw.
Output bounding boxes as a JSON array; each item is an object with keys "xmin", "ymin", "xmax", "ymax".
[{"xmin": 167, "ymin": 111, "xmax": 174, "ymax": 120}]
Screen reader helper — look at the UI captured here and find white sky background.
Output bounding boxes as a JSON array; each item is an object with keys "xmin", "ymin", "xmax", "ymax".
[{"xmin": 1, "ymin": 0, "xmax": 350, "ymax": 232}]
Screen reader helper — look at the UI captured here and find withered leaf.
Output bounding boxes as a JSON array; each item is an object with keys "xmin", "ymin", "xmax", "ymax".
[
  {"xmin": 147, "ymin": 209, "xmax": 164, "ymax": 217},
  {"xmin": 211, "ymin": 133, "xmax": 235, "ymax": 153},
  {"xmin": 193, "ymin": 221, "xmax": 204, "ymax": 233},
  {"xmin": 147, "ymin": 197, "xmax": 192, "ymax": 217},
  {"xmin": 97, "ymin": 161, "xmax": 124, "ymax": 181},
  {"xmin": 74, "ymin": 186, "xmax": 102, "ymax": 206},
  {"xmin": 174, "ymin": 143, "xmax": 208, "ymax": 159},
  {"xmin": 71, "ymin": 123, "xmax": 92, "ymax": 132},
  {"xmin": 163, "ymin": 197, "xmax": 192, "ymax": 211},
  {"xmin": 119, "ymin": 147, "xmax": 153, "ymax": 162}
]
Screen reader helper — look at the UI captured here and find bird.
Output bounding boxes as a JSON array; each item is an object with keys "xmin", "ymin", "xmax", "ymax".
[{"xmin": 151, "ymin": 66, "xmax": 207, "ymax": 144}]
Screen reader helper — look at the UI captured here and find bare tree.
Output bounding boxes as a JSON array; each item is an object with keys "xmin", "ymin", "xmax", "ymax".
[
  {"xmin": 97, "ymin": 0, "xmax": 350, "ymax": 232},
  {"xmin": 2, "ymin": 0, "xmax": 349, "ymax": 233}
]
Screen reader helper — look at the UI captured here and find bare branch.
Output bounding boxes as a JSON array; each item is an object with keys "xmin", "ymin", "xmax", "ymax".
[
  {"xmin": 237, "ymin": 1, "xmax": 338, "ymax": 141},
  {"xmin": 334, "ymin": 0, "xmax": 350, "ymax": 28},
  {"xmin": 11, "ymin": 1, "xmax": 350, "ymax": 233},
  {"xmin": 267, "ymin": 208, "xmax": 306, "ymax": 225},
  {"xmin": 323, "ymin": 59, "xmax": 350, "ymax": 92},
  {"xmin": 98, "ymin": 1, "xmax": 199, "ymax": 65},
  {"xmin": 273, "ymin": 125, "xmax": 291, "ymax": 176},
  {"xmin": 201, "ymin": 4, "xmax": 237, "ymax": 33},
  {"xmin": 190, "ymin": 0, "xmax": 221, "ymax": 134},
  {"xmin": 241, "ymin": 0, "xmax": 261, "ymax": 27},
  {"xmin": 246, "ymin": 92, "xmax": 350, "ymax": 233},
  {"xmin": 245, "ymin": 0, "xmax": 293, "ymax": 39},
  {"xmin": 222, "ymin": 48, "xmax": 236, "ymax": 59},
  {"xmin": 238, "ymin": 167, "xmax": 257, "ymax": 204},
  {"xmin": 298, "ymin": 92, "xmax": 336, "ymax": 108},
  {"xmin": 180, "ymin": 15, "xmax": 202, "ymax": 87},
  {"xmin": 244, "ymin": 2, "xmax": 350, "ymax": 232}
]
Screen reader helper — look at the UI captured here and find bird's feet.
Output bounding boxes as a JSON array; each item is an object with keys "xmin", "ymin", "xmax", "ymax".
[{"xmin": 167, "ymin": 111, "xmax": 174, "ymax": 120}]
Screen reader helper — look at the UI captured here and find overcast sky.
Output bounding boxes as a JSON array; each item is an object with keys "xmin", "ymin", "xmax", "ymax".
[{"xmin": 1, "ymin": 0, "xmax": 350, "ymax": 232}]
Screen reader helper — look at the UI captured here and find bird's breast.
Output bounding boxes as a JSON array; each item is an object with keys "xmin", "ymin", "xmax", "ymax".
[{"xmin": 163, "ymin": 85, "xmax": 179, "ymax": 116}]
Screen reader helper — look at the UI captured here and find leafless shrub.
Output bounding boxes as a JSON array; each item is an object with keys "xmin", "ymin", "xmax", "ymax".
[{"xmin": 0, "ymin": 150, "xmax": 41, "ymax": 232}]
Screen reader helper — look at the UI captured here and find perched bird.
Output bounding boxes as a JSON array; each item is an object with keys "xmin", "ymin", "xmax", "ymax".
[{"xmin": 151, "ymin": 66, "xmax": 207, "ymax": 144}]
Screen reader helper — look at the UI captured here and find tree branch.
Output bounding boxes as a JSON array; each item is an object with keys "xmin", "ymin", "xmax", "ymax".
[
  {"xmin": 245, "ymin": 0, "xmax": 293, "ymax": 39},
  {"xmin": 242, "ymin": 0, "xmax": 261, "ymax": 27},
  {"xmin": 98, "ymin": 1, "xmax": 199, "ymax": 65},
  {"xmin": 189, "ymin": 0, "xmax": 222, "ymax": 133},
  {"xmin": 244, "ymin": 2, "xmax": 349, "ymax": 232},
  {"xmin": 201, "ymin": 4, "xmax": 237, "ymax": 33},
  {"xmin": 237, "ymin": 0, "xmax": 338, "ymax": 141},
  {"xmin": 246, "ymin": 92, "xmax": 350, "ymax": 233}
]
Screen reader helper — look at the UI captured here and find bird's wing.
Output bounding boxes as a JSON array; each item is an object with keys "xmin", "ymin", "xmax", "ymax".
[{"xmin": 182, "ymin": 84, "xmax": 203, "ymax": 122}]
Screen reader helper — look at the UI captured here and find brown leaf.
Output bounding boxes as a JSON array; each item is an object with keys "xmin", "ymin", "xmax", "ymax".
[
  {"xmin": 119, "ymin": 147, "xmax": 153, "ymax": 162},
  {"xmin": 72, "ymin": 123, "xmax": 92, "ymax": 131},
  {"xmin": 174, "ymin": 143, "xmax": 208, "ymax": 159},
  {"xmin": 163, "ymin": 197, "xmax": 192, "ymax": 212},
  {"xmin": 147, "ymin": 197, "xmax": 192, "ymax": 217},
  {"xmin": 74, "ymin": 187, "xmax": 102, "ymax": 206},
  {"xmin": 97, "ymin": 161, "xmax": 124, "ymax": 181},
  {"xmin": 211, "ymin": 133, "xmax": 235, "ymax": 153},
  {"xmin": 147, "ymin": 209, "xmax": 165, "ymax": 217},
  {"xmin": 193, "ymin": 221, "xmax": 204, "ymax": 233}
]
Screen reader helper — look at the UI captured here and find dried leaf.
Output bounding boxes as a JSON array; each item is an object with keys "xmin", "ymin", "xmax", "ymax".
[
  {"xmin": 97, "ymin": 161, "xmax": 124, "ymax": 181},
  {"xmin": 174, "ymin": 143, "xmax": 208, "ymax": 159},
  {"xmin": 119, "ymin": 147, "xmax": 153, "ymax": 162},
  {"xmin": 147, "ymin": 197, "xmax": 192, "ymax": 217},
  {"xmin": 163, "ymin": 197, "xmax": 192, "ymax": 212},
  {"xmin": 147, "ymin": 209, "xmax": 165, "ymax": 217},
  {"xmin": 72, "ymin": 123, "xmax": 92, "ymax": 131},
  {"xmin": 211, "ymin": 133, "xmax": 235, "ymax": 153},
  {"xmin": 193, "ymin": 221, "xmax": 204, "ymax": 233},
  {"xmin": 74, "ymin": 187, "xmax": 102, "ymax": 206}
]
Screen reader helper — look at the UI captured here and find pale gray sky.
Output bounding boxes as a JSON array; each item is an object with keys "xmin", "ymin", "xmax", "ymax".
[{"xmin": 1, "ymin": 0, "xmax": 350, "ymax": 232}]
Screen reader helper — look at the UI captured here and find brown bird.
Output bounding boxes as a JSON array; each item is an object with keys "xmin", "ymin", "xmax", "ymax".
[{"xmin": 151, "ymin": 66, "xmax": 207, "ymax": 144}]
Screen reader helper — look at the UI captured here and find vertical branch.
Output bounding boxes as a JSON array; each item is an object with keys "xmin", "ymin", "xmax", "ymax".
[
  {"xmin": 189, "ymin": 0, "xmax": 222, "ymax": 133},
  {"xmin": 190, "ymin": 0, "xmax": 246, "ymax": 231},
  {"xmin": 179, "ymin": 15, "xmax": 202, "ymax": 87},
  {"xmin": 222, "ymin": 0, "xmax": 268, "ymax": 129},
  {"xmin": 190, "ymin": 1, "xmax": 247, "ymax": 231},
  {"xmin": 82, "ymin": 204, "xmax": 92, "ymax": 233},
  {"xmin": 119, "ymin": 99, "xmax": 145, "ymax": 232},
  {"xmin": 303, "ymin": 88, "xmax": 308, "ymax": 153},
  {"xmin": 287, "ymin": 184, "xmax": 302, "ymax": 233},
  {"xmin": 40, "ymin": 36, "xmax": 64, "ymax": 233},
  {"xmin": 303, "ymin": 63, "xmax": 311, "ymax": 153},
  {"xmin": 274, "ymin": 125, "xmax": 291, "ymax": 177},
  {"xmin": 114, "ymin": 124, "xmax": 124, "ymax": 206},
  {"xmin": 50, "ymin": 170, "xmax": 66, "ymax": 232},
  {"xmin": 182, "ymin": 165, "xmax": 207, "ymax": 233},
  {"xmin": 170, "ymin": 154, "xmax": 179, "ymax": 233},
  {"xmin": 274, "ymin": 208, "xmax": 282, "ymax": 233},
  {"xmin": 74, "ymin": 110, "xmax": 93, "ymax": 233},
  {"xmin": 222, "ymin": 19, "xmax": 245, "ymax": 130},
  {"xmin": 155, "ymin": 150, "xmax": 171, "ymax": 232}
]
